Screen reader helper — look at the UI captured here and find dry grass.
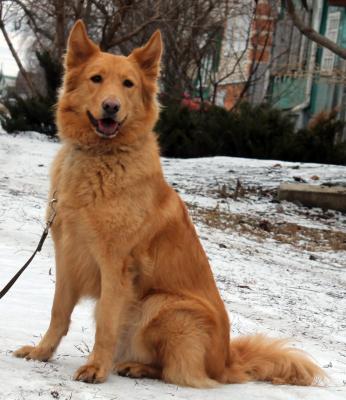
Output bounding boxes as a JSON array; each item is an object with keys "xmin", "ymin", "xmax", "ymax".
[{"xmin": 187, "ymin": 202, "xmax": 346, "ymax": 252}]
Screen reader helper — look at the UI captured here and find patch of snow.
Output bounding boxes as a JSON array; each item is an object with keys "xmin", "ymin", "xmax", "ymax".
[{"xmin": 0, "ymin": 132, "xmax": 345, "ymax": 400}]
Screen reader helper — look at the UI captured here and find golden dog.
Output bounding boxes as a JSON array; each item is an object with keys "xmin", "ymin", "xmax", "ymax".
[{"xmin": 14, "ymin": 20, "xmax": 325, "ymax": 387}]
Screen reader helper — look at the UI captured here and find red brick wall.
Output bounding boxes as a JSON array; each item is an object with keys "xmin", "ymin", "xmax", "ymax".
[
  {"xmin": 223, "ymin": 83, "xmax": 246, "ymax": 110},
  {"xmin": 328, "ymin": 0, "xmax": 346, "ymax": 6},
  {"xmin": 250, "ymin": 0, "xmax": 274, "ymax": 66}
]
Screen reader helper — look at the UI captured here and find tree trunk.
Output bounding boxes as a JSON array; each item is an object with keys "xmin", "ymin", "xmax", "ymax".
[
  {"xmin": 0, "ymin": 9, "xmax": 39, "ymax": 97},
  {"xmin": 54, "ymin": 0, "xmax": 66, "ymax": 61}
]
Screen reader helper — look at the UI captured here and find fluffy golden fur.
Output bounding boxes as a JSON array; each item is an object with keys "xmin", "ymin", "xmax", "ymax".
[{"xmin": 14, "ymin": 20, "xmax": 326, "ymax": 388}]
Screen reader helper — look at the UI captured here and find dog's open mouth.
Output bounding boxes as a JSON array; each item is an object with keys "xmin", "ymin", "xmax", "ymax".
[{"xmin": 87, "ymin": 111, "xmax": 126, "ymax": 139}]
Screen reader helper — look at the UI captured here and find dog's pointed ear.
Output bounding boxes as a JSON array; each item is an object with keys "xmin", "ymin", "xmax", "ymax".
[
  {"xmin": 66, "ymin": 20, "xmax": 99, "ymax": 68},
  {"xmin": 129, "ymin": 30, "xmax": 162, "ymax": 79}
]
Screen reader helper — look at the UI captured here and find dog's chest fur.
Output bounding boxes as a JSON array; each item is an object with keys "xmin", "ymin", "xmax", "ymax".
[{"xmin": 50, "ymin": 138, "xmax": 161, "ymax": 245}]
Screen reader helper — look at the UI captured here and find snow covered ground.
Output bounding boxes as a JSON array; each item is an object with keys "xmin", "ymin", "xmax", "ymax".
[{"xmin": 0, "ymin": 131, "xmax": 345, "ymax": 400}]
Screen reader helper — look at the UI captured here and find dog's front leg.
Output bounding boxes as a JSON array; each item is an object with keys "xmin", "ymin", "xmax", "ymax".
[
  {"xmin": 14, "ymin": 253, "xmax": 78, "ymax": 361},
  {"xmin": 74, "ymin": 260, "xmax": 131, "ymax": 383}
]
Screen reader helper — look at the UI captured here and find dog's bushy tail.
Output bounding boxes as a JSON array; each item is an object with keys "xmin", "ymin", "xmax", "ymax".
[{"xmin": 225, "ymin": 334, "xmax": 327, "ymax": 386}]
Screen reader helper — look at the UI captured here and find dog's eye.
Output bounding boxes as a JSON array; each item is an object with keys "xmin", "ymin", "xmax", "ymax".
[
  {"xmin": 123, "ymin": 79, "xmax": 134, "ymax": 88},
  {"xmin": 90, "ymin": 75, "xmax": 102, "ymax": 83}
]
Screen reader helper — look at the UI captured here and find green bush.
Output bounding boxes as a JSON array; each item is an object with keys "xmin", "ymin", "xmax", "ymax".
[
  {"xmin": 156, "ymin": 101, "xmax": 296, "ymax": 160},
  {"xmin": 0, "ymin": 51, "xmax": 62, "ymax": 137},
  {"xmin": 156, "ymin": 103, "xmax": 236, "ymax": 158},
  {"xmin": 292, "ymin": 118, "xmax": 346, "ymax": 165},
  {"xmin": 1, "ymin": 94, "xmax": 56, "ymax": 136},
  {"xmin": 156, "ymin": 101, "xmax": 346, "ymax": 165},
  {"xmin": 230, "ymin": 102, "xmax": 296, "ymax": 160}
]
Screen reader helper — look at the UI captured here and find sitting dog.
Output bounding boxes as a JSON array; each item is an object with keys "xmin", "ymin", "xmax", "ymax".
[{"xmin": 14, "ymin": 20, "xmax": 325, "ymax": 387}]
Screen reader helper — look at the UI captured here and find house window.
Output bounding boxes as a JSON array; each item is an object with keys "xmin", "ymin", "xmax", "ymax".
[
  {"xmin": 224, "ymin": 12, "xmax": 252, "ymax": 56},
  {"xmin": 320, "ymin": 11, "xmax": 341, "ymax": 74}
]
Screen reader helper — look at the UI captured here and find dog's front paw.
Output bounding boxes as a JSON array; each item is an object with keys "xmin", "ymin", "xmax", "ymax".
[
  {"xmin": 74, "ymin": 363, "xmax": 108, "ymax": 384},
  {"xmin": 13, "ymin": 345, "xmax": 52, "ymax": 361}
]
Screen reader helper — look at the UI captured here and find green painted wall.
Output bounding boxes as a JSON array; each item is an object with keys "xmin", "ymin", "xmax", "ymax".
[
  {"xmin": 271, "ymin": 76, "xmax": 307, "ymax": 109},
  {"xmin": 310, "ymin": 5, "xmax": 346, "ymax": 116},
  {"xmin": 271, "ymin": 1, "xmax": 346, "ymax": 122}
]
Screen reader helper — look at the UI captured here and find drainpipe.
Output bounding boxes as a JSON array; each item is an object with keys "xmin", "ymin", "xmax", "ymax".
[{"xmin": 291, "ymin": 0, "xmax": 323, "ymax": 127}]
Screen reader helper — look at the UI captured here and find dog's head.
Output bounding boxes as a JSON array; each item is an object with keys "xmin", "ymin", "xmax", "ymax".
[{"xmin": 57, "ymin": 20, "xmax": 162, "ymax": 147}]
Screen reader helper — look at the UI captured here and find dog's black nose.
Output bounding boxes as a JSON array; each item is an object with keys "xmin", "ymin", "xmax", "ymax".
[{"xmin": 102, "ymin": 99, "xmax": 120, "ymax": 115}]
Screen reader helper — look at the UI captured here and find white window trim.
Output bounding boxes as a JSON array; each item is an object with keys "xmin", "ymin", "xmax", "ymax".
[{"xmin": 320, "ymin": 11, "xmax": 341, "ymax": 75}]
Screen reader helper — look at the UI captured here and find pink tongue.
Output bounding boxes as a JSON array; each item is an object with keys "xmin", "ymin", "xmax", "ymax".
[{"xmin": 98, "ymin": 119, "xmax": 118, "ymax": 135}]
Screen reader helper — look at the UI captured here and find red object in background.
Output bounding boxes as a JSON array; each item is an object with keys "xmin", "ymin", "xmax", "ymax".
[
  {"xmin": 328, "ymin": 0, "xmax": 346, "ymax": 6},
  {"xmin": 181, "ymin": 98, "xmax": 201, "ymax": 111},
  {"xmin": 181, "ymin": 93, "xmax": 211, "ymax": 111}
]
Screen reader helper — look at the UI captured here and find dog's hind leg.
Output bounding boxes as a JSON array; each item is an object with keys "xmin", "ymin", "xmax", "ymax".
[
  {"xmin": 143, "ymin": 302, "xmax": 219, "ymax": 388},
  {"xmin": 115, "ymin": 362, "xmax": 162, "ymax": 380},
  {"xmin": 161, "ymin": 331, "xmax": 218, "ymax": 387}
]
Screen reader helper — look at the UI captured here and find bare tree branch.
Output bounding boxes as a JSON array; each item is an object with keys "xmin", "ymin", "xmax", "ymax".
[
  {"xmin": 2, "ymin": 0, "xmax": 233, "ymax": 102},
  {"xmin": 13, "ymin": 0, "xmax": 54, "ymax": 41},
  {"xmin": 285, "ymin": 0, "xmax": 346, "ymax": 59},
  {"xmin": 0, "ymin": 2, "xmax": 39, "ymax": 97},
  {"xmin": 54, "ymin": 0, "xmax": 66, "ymax": 61},
  {"xmin": 107, "ymin": 11, "xmax": 162, "ymax": 49}
]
